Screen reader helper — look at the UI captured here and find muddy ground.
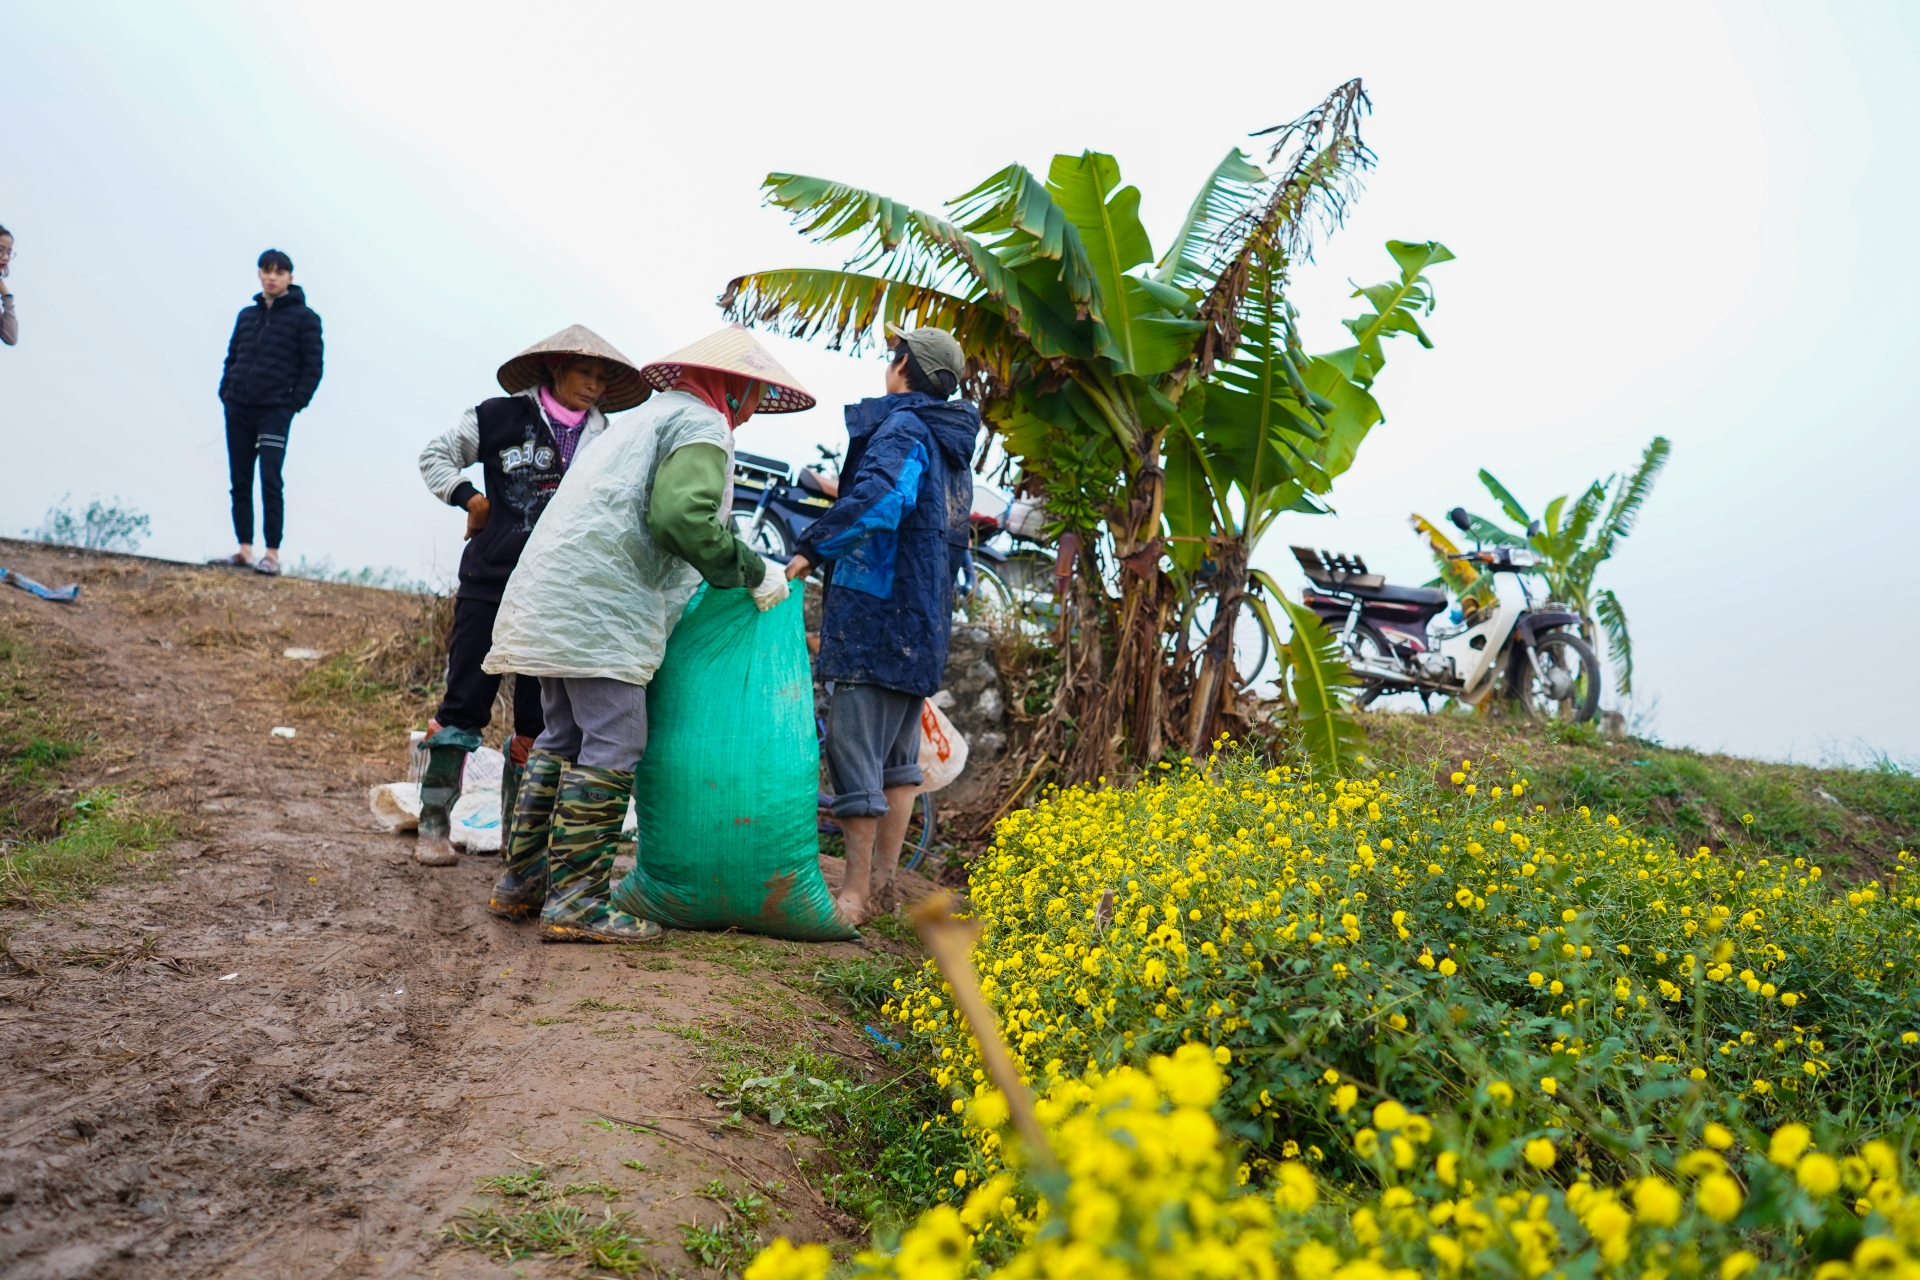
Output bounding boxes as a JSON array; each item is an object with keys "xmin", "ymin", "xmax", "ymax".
[{"xmin": 0, "ymin": 540, "xmax": 931, "ymax": 1279}]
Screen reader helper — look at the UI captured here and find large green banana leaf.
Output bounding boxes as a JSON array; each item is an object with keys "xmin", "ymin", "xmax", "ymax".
[
  {"xmin": 1153, "ymin": 149, "xmax": 1270, "ymax": 293},
  {"xmin": 1277, "ymin": 591, "xmax": 1363, "ymax": 777}
]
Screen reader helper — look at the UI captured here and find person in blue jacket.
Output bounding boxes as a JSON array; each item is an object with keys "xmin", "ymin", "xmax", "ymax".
[{"xmin": 784, "ymin": 325, "xmax": 979, "ymax": 925}]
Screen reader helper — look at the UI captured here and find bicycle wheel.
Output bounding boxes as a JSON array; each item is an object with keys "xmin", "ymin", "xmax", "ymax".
[
  {"xmin": 1188, "ymin": 594, "xmax": 1274, "ymax": 690},
  {"xmin": 903, "ymin": 793, "xmax": 937, "ymax": 872}
]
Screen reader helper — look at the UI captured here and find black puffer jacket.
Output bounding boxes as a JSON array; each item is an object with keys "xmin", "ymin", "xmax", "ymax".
[{"xmin": 219, "ymin": 284, "xmax": 324, "ymax": 409}]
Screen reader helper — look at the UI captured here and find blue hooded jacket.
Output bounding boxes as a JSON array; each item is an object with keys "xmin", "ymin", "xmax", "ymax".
[{"xmin": 797, "ymin": 393, "xmax": 981, "ymax": 697}]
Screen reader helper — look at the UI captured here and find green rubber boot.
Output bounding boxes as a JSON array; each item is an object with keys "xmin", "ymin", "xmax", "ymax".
[
  {"xmin": 488, "ymin": 749, "xmax": 565, "ymax": 920},
  {"xmin": 539, "ymin": 765, "xmax": 661, "ymax": 944},
  {"xmin": 416, "ymin": 726, "xmax": 481, "ymax": 866}
]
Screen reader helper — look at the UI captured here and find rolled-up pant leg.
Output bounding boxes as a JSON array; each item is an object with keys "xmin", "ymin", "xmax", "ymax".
[{"xmin": 825, "ymin": 683, "xmax": 924, "ymax": 819}]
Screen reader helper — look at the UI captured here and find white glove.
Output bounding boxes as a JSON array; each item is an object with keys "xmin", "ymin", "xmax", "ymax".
[{"xmin": 751, "ymin": 556, "xmax": 791, "ymax": 612}]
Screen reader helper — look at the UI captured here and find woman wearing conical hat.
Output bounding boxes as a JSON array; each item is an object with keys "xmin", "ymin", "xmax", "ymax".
[
  {"xmin": 482, "ymin": 324, "xmax": 814, "ymax": 942},
  {"xmin": 411, "ymin": 325, "xmax": 648, "ymax": 866}
]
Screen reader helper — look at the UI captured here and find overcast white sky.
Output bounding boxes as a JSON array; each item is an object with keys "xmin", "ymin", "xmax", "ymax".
[{"xmin": 4, "ymin": 1, "xmax": 1916, "ymax": 764}]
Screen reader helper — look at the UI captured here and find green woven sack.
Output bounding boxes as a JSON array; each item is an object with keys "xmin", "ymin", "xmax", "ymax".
[{"xmin": 611, "ymin": 585, "xmax": 853, "ymax": 941}]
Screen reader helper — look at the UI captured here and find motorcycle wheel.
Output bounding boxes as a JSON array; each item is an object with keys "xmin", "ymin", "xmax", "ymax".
[
  {"xmin": 727, "ymin": 504, "xmax": 793, "ymax": 561},
  {"xmin": 1515, "ymin": 630, "xmax": 1601, "ymax": 723},
  {"xmin": 1348, "ymin": 624, "xmax": 1396, "ymax": 709}
]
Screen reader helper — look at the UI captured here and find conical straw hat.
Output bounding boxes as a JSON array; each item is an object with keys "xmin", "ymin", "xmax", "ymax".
[
  {"xmin": 638, "ymin": 324, "xmax": 816, "ymax": 413},
  {"xmin": 497, "ymin": 324, "xmax": 649, "ymax": 413}
]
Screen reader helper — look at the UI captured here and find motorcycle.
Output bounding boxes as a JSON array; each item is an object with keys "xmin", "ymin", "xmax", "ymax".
[
  {"xmin": 729, "ymin": 449, "xmax": 834, "ymax": 562},
  {"xmin": 1291, "ymin": 508, "xmax": 1601, "ymax": 721}
]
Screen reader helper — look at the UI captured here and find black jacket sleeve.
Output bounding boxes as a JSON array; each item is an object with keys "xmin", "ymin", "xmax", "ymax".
[
  {"xmin": 291, "ymin": 309, "xmax": 324, "ymax": 411},
  {"xmin": 219, "ymin": 310, "xmax": 244, "ymax": 402}
]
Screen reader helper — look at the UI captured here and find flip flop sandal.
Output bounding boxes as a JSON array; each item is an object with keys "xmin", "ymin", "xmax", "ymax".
[
  {"xmin": 254, "ymin": 556, "xmax": 281, "ymax": 577},
  {"xmin": 207, "ymin": 553, "xmax": 252, "ymax": 568}
]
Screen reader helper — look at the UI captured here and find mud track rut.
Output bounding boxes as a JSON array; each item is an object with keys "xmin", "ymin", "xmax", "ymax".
[{"xmin": 0, "ymin": 541, "xmax": 894, "ymax": 1279}]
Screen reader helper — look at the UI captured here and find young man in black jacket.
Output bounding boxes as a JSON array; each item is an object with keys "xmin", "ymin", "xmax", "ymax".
[{"xmin": 215, "ymin": 248, "xmax": 323, "ymax": 576}]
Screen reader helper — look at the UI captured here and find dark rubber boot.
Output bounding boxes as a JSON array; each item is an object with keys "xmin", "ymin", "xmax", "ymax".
[
  {"xmin": 488, "ymin": 749, "xmax": 564, "ymax": 919},
  {"xmin": 539, "ymin": 765, "xmax": 660, "ymax": 944},
  {"xmin": 415, "ymin": 728, "xmax": 478, "ymax": 866}
]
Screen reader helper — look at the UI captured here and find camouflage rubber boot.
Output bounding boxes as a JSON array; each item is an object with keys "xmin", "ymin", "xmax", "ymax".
[
  {"xmin": 497, "ymin": 757, "xmax": 524, "ymax": 856},
  {"xmin": 487, "ymin": 749, "xmax": 565, "ymax": 919},
  {"xmin": 539, "ymin": 765, "xmax": 661, "ymax": 944},
  {"xmin": 415, "ymin": 726, "xmax": 481, "ymax": 867}
]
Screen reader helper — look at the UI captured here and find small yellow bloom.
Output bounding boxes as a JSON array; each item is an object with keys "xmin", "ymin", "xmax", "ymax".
[
  {"xmin": 1438, "ymin": 958, "xmax": 1458, "ymax": 976},
  {"xmin": 1524, "ymin": 1137, "xmax": 1557, "ymax": 1170},
  {"xmin": 1704, "ymin": 1123, "xmax": 1735, "ymax": 1151},
  {"xmin": 1487, "ymin": 1082, "xmax": 1515, "ymax": 1106},
  {"xmin": 1797, "ymin": 1153, "xmax": 1842, "ymax": 1196},
  {"xmin": 1720, "ymin": 1250, "xmax": 1760, "ymax": 1280},
  {"xmin": 1274, "ymin": 1161, "xmax": 1318, "ymax": 1212},
  {"xmin": 1528, "ymin": 972, "xmax": 1545, "ymax": 987},
  {"xmin": 1697, "ymin": 1173, "xmax": 1744, "ymax": 1222},
  {"xmin": 743, "ymin": 1237, "xmax": 833, "ymax": 1280},
  {"xmin": 1633, "ymin": 1177, "xmax": 1683, "ymax": 1226},
  {"xmin": 1539, "ymin": 1076, "xmax": 1559, "ymax": 1096},
  {"xmin": 1769, "ymin": 1123, "xmax": 1812, "ymax": 1167}
]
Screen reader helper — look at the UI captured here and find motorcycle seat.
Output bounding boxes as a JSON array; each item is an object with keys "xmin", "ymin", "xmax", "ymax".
[
  {"xmin": 795, "ymin": 468, "xmax": 830, "ymax": 495},
  {"xmin": 1350, "ymin": 581, "xmax": 1449, "ymax": 608}
]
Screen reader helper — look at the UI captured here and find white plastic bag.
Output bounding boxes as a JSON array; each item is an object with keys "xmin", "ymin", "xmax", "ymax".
[
  {"xmin": 1005, "ymin": 496, "xmax": 1048, "ymax": 543},
  {"xmin": 916, "ymin": 699, "xmax": 969, "ymax": 794}
]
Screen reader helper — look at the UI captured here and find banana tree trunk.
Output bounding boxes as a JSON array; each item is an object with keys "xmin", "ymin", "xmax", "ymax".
[{"xmin": 1185, "ymin": 540, "xmax": 1250, "ymax": 755}]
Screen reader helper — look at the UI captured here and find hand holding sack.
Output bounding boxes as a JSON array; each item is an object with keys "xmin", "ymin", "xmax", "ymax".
[{"xmin": 751, "ymin": 556, "xmax": 790, "ymax": 612}]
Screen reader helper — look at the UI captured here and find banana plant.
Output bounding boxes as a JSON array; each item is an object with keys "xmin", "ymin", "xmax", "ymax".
[
  {"xmin": 721, "ymin": 80, "xmax": 1438, "ymax": 776},
  {"xmin": 1412, "ymin": 436, "xmax": 1671, "ymax": 695}
]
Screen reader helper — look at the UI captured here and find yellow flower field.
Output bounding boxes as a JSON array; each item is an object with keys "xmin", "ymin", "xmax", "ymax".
[{"xmin": 885, "ymin": 749, "xmax": 1917, "ymax": 1183}]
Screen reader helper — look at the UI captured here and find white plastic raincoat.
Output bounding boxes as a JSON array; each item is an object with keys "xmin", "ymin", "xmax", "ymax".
[{"xmin": 484, "ymin": 391, "xmax": 732, "ymax": 687}]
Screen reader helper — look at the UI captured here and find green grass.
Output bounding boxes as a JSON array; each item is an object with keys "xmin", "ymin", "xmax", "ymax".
[
  {"xmin": 0, "ymin": 789, "xmax": 177, "ymax": 908},
  {"xmin": 448, "ymin": 1167, "xmax": 656, "ymax": 1273},
  {"xmin": 443, "ymin": 1202, "xmax": 655, "ymax": 1274},
  {"xmin": 1361, "ymin": 711, "xmax": 1918, "ymax": 872}
]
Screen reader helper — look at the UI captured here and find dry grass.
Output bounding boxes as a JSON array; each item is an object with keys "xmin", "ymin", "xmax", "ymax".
[{"xmin": 285, "ymin": 592, "xmax": 454, "ymax": 746}]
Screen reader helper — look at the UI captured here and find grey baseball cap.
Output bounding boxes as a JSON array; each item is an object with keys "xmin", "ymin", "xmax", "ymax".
[{"xmin": 885, "ymin": 323, "xmax": 966, "ymax": 384}]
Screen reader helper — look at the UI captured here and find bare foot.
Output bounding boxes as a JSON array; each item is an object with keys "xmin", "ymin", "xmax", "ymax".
[{"xmin": 834, "ymin": 891, "xmax": 869, "ymax": 928}]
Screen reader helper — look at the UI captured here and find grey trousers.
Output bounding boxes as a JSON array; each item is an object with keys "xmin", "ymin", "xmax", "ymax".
[
  {"xmin": 533, "ymin": 677, "xmax": 648, "ymax": 772},
  {"xmin": 824, "ymin": 682, "xmax": 923, "ymax": 818}
]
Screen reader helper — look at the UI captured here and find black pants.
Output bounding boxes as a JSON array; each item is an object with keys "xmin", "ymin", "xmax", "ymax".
[
  {"xmin": 436, "ymin": 595, "xmax": 545, "ymax": 738},
  {"xmin": 224, "ymin": 403, "xmax": 294, "ymax": 548}
]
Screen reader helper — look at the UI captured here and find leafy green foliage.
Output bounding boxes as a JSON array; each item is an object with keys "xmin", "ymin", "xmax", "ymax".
[
  {"xmin": 1277, "ymin": 595, "xmax": 1363, "ymax": 777},
  {"xmin": 27, "ymin": 493, "xmax": 150, "ymax": 553}
]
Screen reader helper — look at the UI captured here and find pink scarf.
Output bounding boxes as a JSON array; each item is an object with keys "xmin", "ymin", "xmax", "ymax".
[{"xmin": 538, "ymin": 384, "xmax": 589, "ymax": 429}]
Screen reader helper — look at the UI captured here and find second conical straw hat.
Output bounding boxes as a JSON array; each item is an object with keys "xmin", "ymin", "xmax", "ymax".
[{"xmin": 637, "ymin": 324, "xmax": 815, "ymax": 413}]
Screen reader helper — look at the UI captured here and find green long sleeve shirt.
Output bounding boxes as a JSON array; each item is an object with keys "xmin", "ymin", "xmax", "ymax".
[{"xmin": 646, "ymin": 443, "xmax": 763, "ymax": 589}]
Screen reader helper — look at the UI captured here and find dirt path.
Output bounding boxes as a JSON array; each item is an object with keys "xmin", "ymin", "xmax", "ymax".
[{"xmin": 0, "ymin": 541, "xmax": 916, "ymax": 1279}]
